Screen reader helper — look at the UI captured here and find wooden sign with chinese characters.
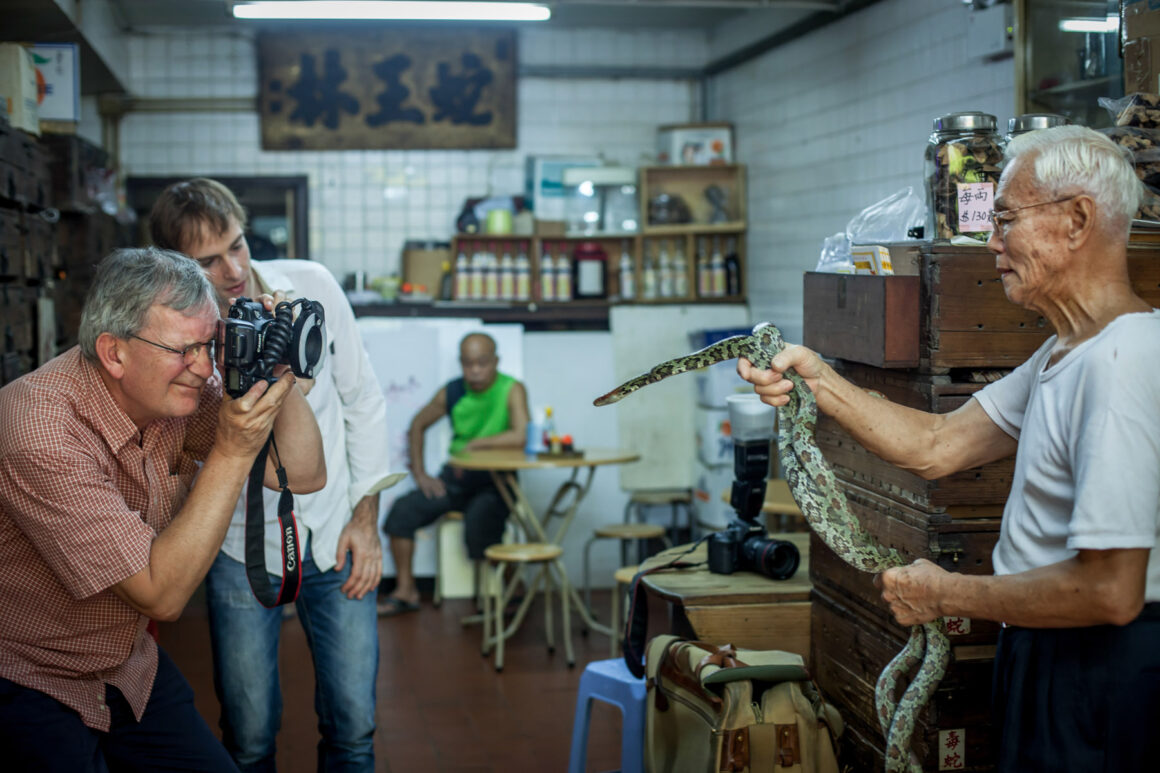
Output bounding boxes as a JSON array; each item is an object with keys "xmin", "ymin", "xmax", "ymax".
[{"xmin": 258, "ymin": 28, "xmax": 516, "ymax": 150}]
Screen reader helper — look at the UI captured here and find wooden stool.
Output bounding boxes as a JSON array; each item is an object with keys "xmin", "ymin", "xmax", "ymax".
[
  {"xmin": 608, "ymin": 565, "xmax": 639, "ymax": 658},
  {"xmin": 481, "ymin": 542, "xmax": 574, "ymax": 672},
  {"xmin": 582, "ymin": 523, "xmax": 667, "ymax": 619},
  {"xmin": 624, "ymin": 488, "xmax": 695, "ymax": 547}
]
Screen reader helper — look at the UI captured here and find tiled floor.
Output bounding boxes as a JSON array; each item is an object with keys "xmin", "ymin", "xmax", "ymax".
[{"xmin": 159, "ymin": 586, "xmax": 641, "ymax": 772}]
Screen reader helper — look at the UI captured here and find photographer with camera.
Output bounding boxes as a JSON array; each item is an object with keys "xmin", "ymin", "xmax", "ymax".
[
  {"xmin": 0, "ymin": 247, "xmax": 325, "ymax": 770},
  {"xmin": 150, "ymin": 178, "xmax": 398, "ymax": 772}
]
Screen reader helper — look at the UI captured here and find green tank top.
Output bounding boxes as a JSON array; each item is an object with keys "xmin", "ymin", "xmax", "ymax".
[{"xmin": 449, "ymin": 372, "xmax": 515, "ymax": 454}]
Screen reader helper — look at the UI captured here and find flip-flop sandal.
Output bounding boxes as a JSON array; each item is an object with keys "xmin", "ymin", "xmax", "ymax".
[{"xmin": 377, "ymin": 597, "xmax": 421, "ymax": 617}]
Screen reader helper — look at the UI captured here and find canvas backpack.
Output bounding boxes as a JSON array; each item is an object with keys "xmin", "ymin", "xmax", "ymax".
[{"xmin": 644, "ymin": 635, "xmax": 843, "ymax": 773}]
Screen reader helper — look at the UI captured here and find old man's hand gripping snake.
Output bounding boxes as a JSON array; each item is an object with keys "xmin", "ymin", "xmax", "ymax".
[{"xmin": 594, "ymin": 322, "xmax": 948, "ymax": 773}]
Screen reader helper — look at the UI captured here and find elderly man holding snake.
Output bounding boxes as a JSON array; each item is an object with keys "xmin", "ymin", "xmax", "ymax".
[{"xmin": 739, "ymin": 125, "xmax": 1160, "ymax": 771}]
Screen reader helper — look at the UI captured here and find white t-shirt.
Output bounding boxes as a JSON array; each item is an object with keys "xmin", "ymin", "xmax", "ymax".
[
  {"xmin": 974, "ymin": 310, "xmax": 1160, "ymax": 602},
  {"xmin": 220, "ymin": 260, "xmax": 404, "ymax": 574}
]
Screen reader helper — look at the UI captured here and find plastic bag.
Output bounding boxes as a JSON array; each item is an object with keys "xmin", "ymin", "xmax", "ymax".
[
  {"xmin": 845, "ymin": 186, "xmax": 927, "ymax": 245},
  {"xmin": 1099, "ymin": 93, "xmax": 1160, "ymax": 128},
  {"xmin": 815, "ymin": 231, "xmax": 853, "ymax": 274}
]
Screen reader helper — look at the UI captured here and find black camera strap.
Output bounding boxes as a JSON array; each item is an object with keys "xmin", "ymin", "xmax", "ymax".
[
  {"xmin": 244, "ymin": 433, "xmax": 302, "ymax": 607},
  {"xmin": 622, "ymin": 537, "xmax": 708, "ymax": 677}
]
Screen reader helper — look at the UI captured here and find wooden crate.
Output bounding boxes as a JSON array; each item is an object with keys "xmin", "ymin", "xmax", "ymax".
[
  {"xmin": 812, "ymin": 588, "xmax": 996, "ymax": 772},
  {"xmin": 802, "ymin": 273, "xmax": 920, "ymax": 367},
  {"xmin": 39, "ymin": 134, "xmax": 111, "ymax": 213},
  {"xmin": 804, "ymin": 243, "xmax": 1160, "ymax": 372}
]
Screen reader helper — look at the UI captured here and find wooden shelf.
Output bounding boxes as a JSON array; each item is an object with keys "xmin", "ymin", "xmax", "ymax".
[
  {"xmin": 642, "ymin": 222, "xmax": 745, "ymax": 236},
  {"xmin": 352, "ymin": 299, "xmax": 611, "ymax": 332}
]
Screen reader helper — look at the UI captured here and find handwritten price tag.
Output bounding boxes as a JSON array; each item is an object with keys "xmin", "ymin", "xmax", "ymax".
[{"xmin": 956, "ymin": 182, "xmax": 995, "ymax": 232}]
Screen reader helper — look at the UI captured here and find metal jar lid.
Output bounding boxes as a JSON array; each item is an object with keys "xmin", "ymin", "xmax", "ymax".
[
  {"xmin": 1007, "ymin": 113, "xmax": 1070, "ymax": 135},
  {"xmin": 932, "ymin": 112, "xmax": 998, "ymax": 132}
]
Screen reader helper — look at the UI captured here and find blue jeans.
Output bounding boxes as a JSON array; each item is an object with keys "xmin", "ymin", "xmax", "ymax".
[{"xmin": 205, "ymin": 546, "xmax": 378, "ymax": 773}]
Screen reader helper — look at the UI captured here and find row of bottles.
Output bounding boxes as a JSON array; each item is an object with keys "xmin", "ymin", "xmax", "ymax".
[
  {"xmin": 452, "ymin": 237, "xmax": 742, "ymax": 303},
  {"xmin": 621, "ymin": 237, "xmax": 741, "ymax": 301},
  {"xmin": 454, "ymin": 242, "xmax": 533, "ymax": 302}
]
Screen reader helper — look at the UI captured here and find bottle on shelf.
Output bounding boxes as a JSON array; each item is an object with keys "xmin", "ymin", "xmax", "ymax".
[
  {"xmin": 439, "ymin": 260, "xmax": 454, "ymax": 300},
  {"xmin": 709, "ymin": 237, "xmax": 726, "ymax": 298},
  {"xmin": 555, "ymin": 244, "xmax": 573, "ymax": 302},
  {"xmin": 499, "ymin": 243, "xmax": 515, "ymax": 301},
  {"xmin": 454, "ymin": 246, "xmax": 470, "ymax": 300},
  {"xmin": 515, "ymin": 244, "xmax": 531, "ymax": 302},
  {"xmin": 539, "ymin": 245, "xmax": 556, "ymax": 302},
  {"xmin": 642, "ymin": 242, "xmax": 659, "ymax": 300},
  {"xmin": 696, "ymin": 237, "xmax": 711, "ymax": 299},
  {"xmin": 483, "ymin": 242, "xmax": 499, "ymax": 301},
  {"xmin": 658, "ymin": 239, "xmax": 674, "ymax": 298},
  {"xmin": 469, "ymin": 244, "xmax": 485, "ymax": 300},
  {"xmin": 672, "ymin": 239, "xmax": 688, "ymax": 298},
  {"xmin": 724, "ymin": 237, "xmax": 740, "ymax": 297},
  {"xmin": 618, "ymin": 239, "xmax": 635, "ymax": 301}
]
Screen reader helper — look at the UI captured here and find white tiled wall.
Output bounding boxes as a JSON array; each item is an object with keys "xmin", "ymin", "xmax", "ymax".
[
  {"xmin": 709, "ymin": 0, "xmax": 1016, "ymax": 342},
  {"xmin": 119, "ymin": 27, "xmax": 704, "ymax": 282}
]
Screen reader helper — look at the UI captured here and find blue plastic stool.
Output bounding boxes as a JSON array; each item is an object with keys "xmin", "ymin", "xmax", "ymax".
[{"xmin": 567, "ymin": 657, "xmax": 647, "ymax": 773}]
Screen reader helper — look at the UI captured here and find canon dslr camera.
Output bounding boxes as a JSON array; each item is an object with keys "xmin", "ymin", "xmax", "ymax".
[
  {"xmin": 706, "ymin": 395, "xmax": 800, "ymax": 581},
  {"xmin": 220, "ymin": 296, "xmax": 326, "ymax": 398}
]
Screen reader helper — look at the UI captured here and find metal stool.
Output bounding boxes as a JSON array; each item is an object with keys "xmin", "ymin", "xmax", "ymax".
[
  {"xmin": 481, "ymin": 542, "xmax": 574, "ymax": 672},
  {"xmin": 624, "ymin": 488, "xmax": 695, "ymax": 547},
  {"xmin": 582, "ymin": 523, "xmax": 667, "ymax": 619},
  {"xmin": 608, "ymin": 564, "xmax": 639, "ymax": 657}
]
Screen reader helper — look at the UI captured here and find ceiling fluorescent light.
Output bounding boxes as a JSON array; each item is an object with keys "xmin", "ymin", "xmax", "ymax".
[
  {"xmin": 1058, "ymin": 16, "xmax": 1118, "ymax": 34},
  {"xmin": 232, "ymin": 1, "xmax": 551, "ymax": 21}
]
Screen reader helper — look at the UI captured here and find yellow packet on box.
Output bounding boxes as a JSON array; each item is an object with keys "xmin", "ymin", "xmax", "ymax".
[{"xmin": 850, "ymin": 245, "xmax": 894, "ymax": 276}]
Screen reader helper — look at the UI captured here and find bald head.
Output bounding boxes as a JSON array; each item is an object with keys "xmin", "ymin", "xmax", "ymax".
[{"xmin": 459, "ymin": 333, "xmax": 499, "ymax": 392}]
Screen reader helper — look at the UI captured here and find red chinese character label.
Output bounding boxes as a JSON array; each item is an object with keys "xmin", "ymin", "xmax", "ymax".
[
  {"xmin": 944, "ymin": 616, "xmax": 971, "ymax": 636},
  {"xmin": 939, "ymin": 728, "xmax": 966, "ymax": 770}
]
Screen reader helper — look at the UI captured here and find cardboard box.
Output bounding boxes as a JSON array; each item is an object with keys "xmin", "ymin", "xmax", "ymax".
[
  {"xmin": 656, "ymin": 122, "xmax": 733, "ymax": 165},
  {"xmin": 523, "ymin": 156, "xmax": 602, "ymax": 222},
  {"xmin": 1123, "ymin": 1, "xmax": 1160, "ymax": 94},
  {"xmin": 850, "ymin": 245, "xmax": 894, "ymax": 276},
  {"xmin": 401, "ymin": 241, "xmax": 450, "ymax": 296},
  {"xmin": 30, "ymin": 43, "xmax": 80, "ymax": 124},
  {"xmin": 0, "ymin": 44, "xmax": 39, "ymax": 135}
]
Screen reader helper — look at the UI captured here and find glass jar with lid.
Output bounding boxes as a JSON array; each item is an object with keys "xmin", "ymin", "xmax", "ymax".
[
  {"xmin": 1005, "ymin": 113, "xmax": 1070, "ymax": 144},
  {"xmin": 924, "ymin": 111, "xmax": 1004, "ymax": 241}
]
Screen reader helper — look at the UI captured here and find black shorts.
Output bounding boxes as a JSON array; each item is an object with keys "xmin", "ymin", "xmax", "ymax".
[
  {"xmin": 992, "ymin": 602, "xmax": 1160, "ymax": 772},
  {"xmin": 382, "ymin": 466, "xmax": 510, "ymax": 559}
]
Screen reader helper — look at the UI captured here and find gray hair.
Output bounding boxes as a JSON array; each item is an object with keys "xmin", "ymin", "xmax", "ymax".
[
  {"xmin": 1005, "ymin": 125, "xmax": 1141, "ymax": 234},
  {"xmin": 78, "ymin": 247, "xmax": 217, "ymax": 362}
]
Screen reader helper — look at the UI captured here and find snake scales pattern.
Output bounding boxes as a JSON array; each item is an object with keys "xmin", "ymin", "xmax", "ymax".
[{"xmin": 594, "ymin": 322, "xmax": 949, "ymax": 773}]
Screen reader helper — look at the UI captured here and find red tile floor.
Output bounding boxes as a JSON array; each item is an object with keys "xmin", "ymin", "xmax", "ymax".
[{"xmin": 158, "ymin": 586, "xmax": 645, "ymax": 772}]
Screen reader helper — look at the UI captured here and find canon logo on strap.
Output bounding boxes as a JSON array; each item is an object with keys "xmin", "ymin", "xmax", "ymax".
[{"xmin": 284, "ymin": 526, "xmax": 297, "ymax": 572}]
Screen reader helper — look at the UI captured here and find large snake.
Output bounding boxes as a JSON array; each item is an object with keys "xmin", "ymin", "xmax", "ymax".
[{"xmin": 594, "ymin": 322, "xmax": 948, "ymax": 773}]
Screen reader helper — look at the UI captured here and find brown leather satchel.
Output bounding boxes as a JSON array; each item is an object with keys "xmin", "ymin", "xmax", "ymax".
[{"xmin": 644, "ymin": 635, "xmax": 842, "ymax": 773}]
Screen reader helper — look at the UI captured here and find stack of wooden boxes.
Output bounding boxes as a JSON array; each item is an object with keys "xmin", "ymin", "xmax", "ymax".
[
  {"xmin": 801, "ymin": 243, "xmax": 1160, "ymax": 771},
  {"xmin": 0, "ymin": 117, "xmax": 131, "ymax": 388},
  {"xmin": 0, "ymin": 115, "xmax": 53, "ymax": 386},
  {"xmin": 41, "ymin": 133, "xmax": 130, "ymax": 352}
]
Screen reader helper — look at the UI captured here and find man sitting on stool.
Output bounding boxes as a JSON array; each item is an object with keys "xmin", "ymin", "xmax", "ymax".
[{"xmin": 379, "ymin": 332, "xmax": 529, "ymax": 615}]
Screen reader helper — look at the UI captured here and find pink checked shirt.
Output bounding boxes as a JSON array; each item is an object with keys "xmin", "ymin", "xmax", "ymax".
[{"xmin": 0, "ymin": 348, "xmax": 220, "ymax": 731}]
